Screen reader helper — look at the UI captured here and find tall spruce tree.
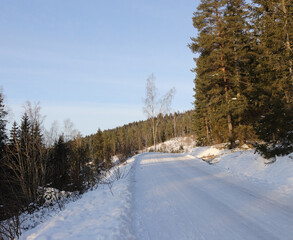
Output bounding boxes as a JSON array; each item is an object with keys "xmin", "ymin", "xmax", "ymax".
[{"xmin": 50, "ymin": 135, "xmax": 70, "ymax": 190}]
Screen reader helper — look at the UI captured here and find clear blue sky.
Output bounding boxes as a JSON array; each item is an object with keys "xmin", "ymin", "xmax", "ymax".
[{"xmin": 0, "ymin": 0, "xmax": 200, "ymax": 136}]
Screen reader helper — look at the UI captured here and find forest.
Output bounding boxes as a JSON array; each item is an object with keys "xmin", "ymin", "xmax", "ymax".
[
  {"xmin": 0, "ymin": 0, "xmax": 292, "ymax": 237},
  {"xmin": 189, "ymin": 0, "xmax": 292, "ymax": 157},
  {"xmin": 0, "ymin": 93, "xmax": 192, "ymax": 223}
]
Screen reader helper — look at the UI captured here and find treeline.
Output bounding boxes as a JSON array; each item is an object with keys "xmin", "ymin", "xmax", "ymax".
[
  {"xmin": 0, "ymin": 107, "xmax": 97, "ymax": 224},
  {"xmin": 189, "ymin": 0, "xmax": 292, "ymax": 157},
  {"xmin": 84, "ymin": 111, "xmax": 193, "ymax": 161},
  {"xmin": 0, "ymin": 92, "xmax": 193, "ymax": 223}
]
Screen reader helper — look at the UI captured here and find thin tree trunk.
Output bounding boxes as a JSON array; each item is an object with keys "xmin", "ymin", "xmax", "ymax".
[
  {"xmin": 152, "ymin": 117, "xmax": 156, "ymax": 151},
  {"xmin": 216, "ymin": 5, "xmax": 234, "ymax": 148},
  {"xmin": 207, "ymin": 106, "xmax": 213, "ymax": 141},
  {"xmin": 281, "ymin": 0, "xmax": 292, "ymax": 75},
  {"xmin": 173, "ymin": 114, "xmax": 177, "ymax": 138},
  {"xmin": 204, "ymin": 110, "xmax": 210, "ymax": 144},
  {"xmin": 281, "ymin": 0, "xmax": 292, "ymax": 103}
]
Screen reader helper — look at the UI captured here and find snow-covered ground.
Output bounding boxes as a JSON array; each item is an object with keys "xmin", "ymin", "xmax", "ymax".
[
  {"xmin": 20, "ymin": 138, "xmax": 293, "ymax": 240},
  {"xmin": 21, "ymin": 160, "xmax": 136, "ymax": 240},
  {"xmin": 133, "ymin": 152, "xmax": 293, "ymax": 239},
  {"xmin": 148, "ymin": 136, "xmax": 196, "ymax": 153},
  {"xmin": 190, "ymin": 145, "xmax": 293, "ymax": 190}
]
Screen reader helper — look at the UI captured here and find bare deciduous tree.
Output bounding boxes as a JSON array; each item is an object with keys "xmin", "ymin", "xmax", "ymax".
[
  {"xmin": 23, "ymin": 101, "xmax": 45, "ymax": 128},
  {"xmin": 44, "ymin": 120, "xmax": 60, "ymax": 146},
  {"xmin": 63, "ymin": 118, "xmax": 79, "ymax": 142},
  {"xmin": 143, "ymin": 74, "xmax": 175, "ymax": 151}
]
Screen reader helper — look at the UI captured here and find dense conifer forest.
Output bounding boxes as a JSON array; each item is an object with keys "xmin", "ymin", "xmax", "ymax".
[{"xmin": 189, "ymin": 0, "xmax": 292, "ymax": 157}]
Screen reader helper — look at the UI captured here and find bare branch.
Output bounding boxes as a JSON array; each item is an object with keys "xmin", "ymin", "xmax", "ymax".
[{"xmin": 142, "ymin": 74, "xmax": 175, "ymax": 150}]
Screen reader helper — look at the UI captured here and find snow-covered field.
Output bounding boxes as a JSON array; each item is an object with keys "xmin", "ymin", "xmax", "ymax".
[{"xmin": 20, "ymin": 138, "xmax": 293, "ymax": 240}]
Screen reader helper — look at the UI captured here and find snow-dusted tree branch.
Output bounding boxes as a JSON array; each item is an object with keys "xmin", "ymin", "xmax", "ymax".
[{"xmin": 143, "ymin": 74, "xmax": 175, "ymax": 151}]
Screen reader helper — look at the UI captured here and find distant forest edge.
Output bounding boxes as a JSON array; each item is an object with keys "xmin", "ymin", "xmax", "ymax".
[
  {"xmin": 84, "ymin": 110, "xmax": 193, "ymax": 162},
  {"xmin": 189, "ymin": 0, "xmax": 292, "ymax": 157}
]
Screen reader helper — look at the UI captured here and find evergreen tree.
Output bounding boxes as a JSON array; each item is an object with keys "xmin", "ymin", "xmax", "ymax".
[
  {"xmin": 20, "ymin": 113, "xmax": 31, "ymax": 154},
  {"xmin": 0, "ymin": 92, "xmax": 7, "ymax": 155},
  {"xmin": 190, "ymin": 0, "xmax": 256, "ymax": 147},
  {"xmin": 190, "ymin": 0, "xmax": 235, "ymax": 146},
  {"xmin": 222, "ymin": 0, "xmax": 255, "ymax": 143},
  {"xmin": 94, "ymin": 129, "xmax": 104, "ymax": 169},
  {"xmin": 103, "ymin": 132, "xmax": 112, "ymax": 168},
  {"xmin": 251, "ymin": 0, "xmax": 293, "ymax": 157},
  {"xmin": 50, "ymin": 135, "xmax": 70, "ymax": 190},
  {"xmin": 0, "ymin": 92, "xmax": 8, "ymax": 219},
  {"xmin": 9, "ymin": 121, "xmax": 19, "ymax": 147}
]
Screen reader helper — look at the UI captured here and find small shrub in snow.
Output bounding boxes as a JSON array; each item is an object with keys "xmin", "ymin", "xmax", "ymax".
[
  {"xmin": 100, "ymin": 163, "xmax": 132, "ymax": 196},
  {"xmin": 0, "ymin": 187, "xmax": 80, "ymax": 240},
  {"xmin": 38, "ymin": 187, "xmax": 79, "ymax": 210}
]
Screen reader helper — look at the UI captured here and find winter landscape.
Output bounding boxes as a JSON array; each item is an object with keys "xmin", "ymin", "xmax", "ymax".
[
  {"xmin": 1, "ymin": 0, "xmax": 292, "ymax": 239},
  {"xmin": 19, "ymin": 139, "xmax": 293, "ymax": 239}
]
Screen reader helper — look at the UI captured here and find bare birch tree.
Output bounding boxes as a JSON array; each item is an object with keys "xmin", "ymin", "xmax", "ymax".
[
  {"xmin": 143, "ymin": 74, "xmax": 175, "ymax": 151},
  {"xmin": 63, "ymin": 118, "xmax": 79, "ymax": 142},
  {"xmin": 44, "ymin": 120, "xmax": 60, "ymax": 146},
  {"xmin": 23, "ymin": 101, "xmax": 45, "ymax": 129}
]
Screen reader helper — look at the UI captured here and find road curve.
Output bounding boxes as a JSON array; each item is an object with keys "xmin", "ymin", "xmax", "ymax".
[{"xmin": 132, "ymin": 153, "xmax": 293, "ymax": 240}]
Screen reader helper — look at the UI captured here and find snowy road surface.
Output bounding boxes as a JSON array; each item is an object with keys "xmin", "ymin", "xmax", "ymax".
[
  {"xmin": 133, "ymin": 153, "xmax": 293, "ymax": 240},
  {"xmin": 22, "ymin": 152, "xmax": 293, "ymax": 239}
]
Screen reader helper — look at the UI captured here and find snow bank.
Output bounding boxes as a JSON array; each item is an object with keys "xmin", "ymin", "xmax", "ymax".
[
  {"xmin": 148, "ymin": 137, "xmax": 293, "ymax": 191},
  {"xmin": 148, "ymin": 136, "xmax": 196, "ymax": 153},
  {"xmin": 190, "ymin": 145, "xmax": 293, "ymax": 192},
  {"xmin": 21, "ymin": 158, "xmax": 136, "ymax": 240}
]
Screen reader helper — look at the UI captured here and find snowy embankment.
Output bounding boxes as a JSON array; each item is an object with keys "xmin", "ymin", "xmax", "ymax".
[
  {"xmin": 20, "ymin": 137, "xmax": 293, "ymax": 239},
  {"xmin": 21, "ymin": 159, "xmax": 136, "ymax": 240},
  {"xmin": 148, "ymin": 136, "xmax": 196, "ymax": 153},
  {"xmin": 191, "ymin": 145, "xmax": 293, "ymax": 191}
]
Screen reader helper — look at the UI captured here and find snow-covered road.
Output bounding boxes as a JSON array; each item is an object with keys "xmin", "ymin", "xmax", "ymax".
[
  {"xmin": 132, "ymin": 153, "xmax": 293, "ymax": 240},
  {"xmin": 21, "ymin": 151, "xmax": 293, "ymax": 240}
]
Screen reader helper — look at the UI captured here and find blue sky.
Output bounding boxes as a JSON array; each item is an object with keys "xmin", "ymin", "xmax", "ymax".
[{"xmin": 0, "ymin": 0, "xmax": 199, "ymax": 135}]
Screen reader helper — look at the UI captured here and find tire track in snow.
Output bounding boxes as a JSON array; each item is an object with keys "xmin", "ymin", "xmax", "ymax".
[{"xmin": 132, "ymin": 153, "xmax": 293, "ymax": 240}]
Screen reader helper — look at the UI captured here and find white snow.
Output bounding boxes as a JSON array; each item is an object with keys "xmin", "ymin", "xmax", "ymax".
[
  {"xmin": 19, "ymin": 138, "xmax": 293, "ymax": 240},
  {"xmin": 190, "ymin": 145, "xmax": 293, "ymax": 190},
  {"xmin": 132, "ymin": 152, "xmax": 293, "ymax": 239},
  {"xmin": 21, "ymin": 159, "xmax": 136, "ymax": 240},
  {"xmin": 148, "ymin": 136, "xmax": 196, "ymax": 153}
]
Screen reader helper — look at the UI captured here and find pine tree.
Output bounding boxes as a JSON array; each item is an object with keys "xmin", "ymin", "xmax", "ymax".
[
  {"xmin": 190, "ymin": 0, "xmax": 257, "ymax": 147},
  {"xmin": 190, "ymin": 0, "xmax": 235, "ymax": 146},
  {"xmin": 222, "ymin": 0, "xmax": 256, "ymax": 143}
]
